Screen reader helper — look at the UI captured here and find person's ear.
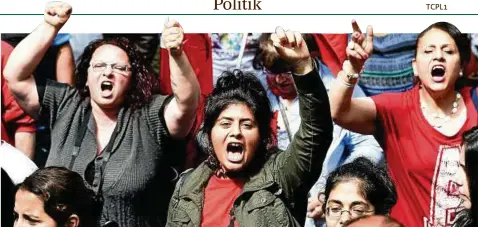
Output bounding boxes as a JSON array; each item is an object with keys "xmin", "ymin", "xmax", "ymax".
[
  {"xmin": 64, "ymin": 214, "xmax": 80, "ymax": 227},
  {"xmin": 412, "ymin": 58, "xmax": 418, "ymax": 77}
]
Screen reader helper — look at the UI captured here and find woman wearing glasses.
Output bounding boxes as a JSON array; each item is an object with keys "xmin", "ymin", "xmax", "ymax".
[
  {"xmin": 253, "ymin": 33, "xmax": 384, "ymax": 227},
  {"xmin": 323, "ymin": 157, "xmax": 397, "ymax": 227},
  {"xmin": 4, "ymin": 2, "xmax": 200, "ymax": 227}
]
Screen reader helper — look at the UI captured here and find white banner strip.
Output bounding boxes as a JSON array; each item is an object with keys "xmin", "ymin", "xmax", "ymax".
[
  {"xmin": 1, "ymin": 0, "xmax": 478, "ymax": 33},
  {"xmin": 1, "ymin": 15, "xmax": 478, "ymax": 33}
]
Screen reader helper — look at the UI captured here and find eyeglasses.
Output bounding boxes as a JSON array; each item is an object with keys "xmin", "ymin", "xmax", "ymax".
[
  {"xmin": 326, "ymin": 206, "xmax": 374, "ymax": 220},
  {"xmin": 90, "ymin": 62, "xmax": 131, "ymax": 76}
]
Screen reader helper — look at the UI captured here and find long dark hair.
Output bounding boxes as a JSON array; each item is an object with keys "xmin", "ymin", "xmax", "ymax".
[
  {"xmin": 75, "ymin": 37, "xmax": 159, "ymax": 109},
  {"xmin": 323, "ymin": 157, "xmax": 397, "ymax": 215},
  {"xmin": 17, "ymin": 167, "xmax": 95, "ymax": 227},
  {"xmin": 453, "ymin": 126, "xmax": 478, "ymax": 227},
  {"xmin": 196, "ymin": 69, "xmax": 273, "ymax": 172}
]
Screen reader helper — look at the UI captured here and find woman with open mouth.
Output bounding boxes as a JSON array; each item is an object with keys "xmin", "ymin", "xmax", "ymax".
[
  {"xmin": 166, "ymin": 27, "xmax": 333, "ymax": 227},
  {"xmin": 4, "ymin": 2, "xmax": 200, "ymax": 227},
  {"xmin": 329, "ymin": 20, "xmax": 476, "ymax": 227}
]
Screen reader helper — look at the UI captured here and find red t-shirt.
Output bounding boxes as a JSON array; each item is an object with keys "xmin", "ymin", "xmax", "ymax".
[
  {"xmin": 201, "ymin": 175, "xmax": 244, "ymax": 227},
  {"xmin": 372, "ymin": 85, "xmax": 477, "ymax": 227},
  {"xmin": 1, "ymin": 41, "xmax": 36, "ymax": 146}
]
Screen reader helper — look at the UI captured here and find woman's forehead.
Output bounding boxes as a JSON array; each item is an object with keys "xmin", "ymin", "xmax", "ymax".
[
  {"xmin": 218, "ymin": 103, "xmax": 254, "ymax": 118},
  {"xmin": 91, "ymin": 44, "xmax": 129, "ymax": 62},
  {"xmin": 418, "ymin": 28, "xmax": 456, "ymax": 47},
  {"xmin": 328, "ymin": 181, "xmax": 368, "ymax": 203}
]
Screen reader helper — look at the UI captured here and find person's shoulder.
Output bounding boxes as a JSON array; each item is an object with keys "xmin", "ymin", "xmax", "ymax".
[
  {"xmin": 371, "ymin": 85, "xmax": 418, "ymax": 111},
  {"xmin": 459, "ymin": 85, "xmax": 475, "ymax": 97},
  {"xmin": 375, "ymin": 85, "xmax": 416, "ymax": 99},
  {"xmin": 460, "ymin": 85, "xmax": 478, "ymax": 112}
]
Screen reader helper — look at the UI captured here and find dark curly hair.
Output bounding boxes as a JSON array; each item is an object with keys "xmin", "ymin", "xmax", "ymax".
[
  {"xmin": 453, "ymin": 126, "xmax": 478, "ymax": 227},
  {"xmin": 75, "ymin": 37, "xmax": 158, "ymax": 109},
  {"xmin": 323, "ymin": 157, "xmax": 397, "ymax": 215},
  {"xmin": 196, "ymin": 69, "xmax": 274, "ymax": 172},
  {"xmin": 16, "ymin": 167, "xmax": 95, "ymax": 227}
]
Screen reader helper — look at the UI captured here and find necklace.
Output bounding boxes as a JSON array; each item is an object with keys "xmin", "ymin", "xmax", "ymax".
[{"xmin": 420, "ymin": 92, "xmax": 461, "ymax": 128}]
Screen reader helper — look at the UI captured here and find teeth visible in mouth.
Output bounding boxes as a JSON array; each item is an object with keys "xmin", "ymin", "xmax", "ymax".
[
  {"xmin": 229, "ymin": 152, "xmax": 242, "ymax": 162},
  {"xmin": 432, "ymin": 65, "xmax": 445, "ymax": 70},
  {"xmin": 101, "ymin": 81, "xmax": 113, "ymax": 91}
]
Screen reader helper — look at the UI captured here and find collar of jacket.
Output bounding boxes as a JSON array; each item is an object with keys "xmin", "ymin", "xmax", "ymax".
[{"xmin": 178, "ymin": 158, "xmax": 278, "ymax": 215}]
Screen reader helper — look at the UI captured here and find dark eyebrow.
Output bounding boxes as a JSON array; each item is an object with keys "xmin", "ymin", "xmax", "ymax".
[
  {"xmin": 217, "ymin": 117, "xmax": 233, "ymax": 121},
  {"xmin": 328, "ymin": 200, "xmax": 343, "ymax": 205},
  {"xmin": 217, "ymin": 116, "xmax": 255, "ymax": 122},
  {"xmin": 425, "ymin": 44, "xmax": 454, "ymax": 48},
  {"xmin": 350, "ymin": 201, "xmax": 369, "ymax": 207}
]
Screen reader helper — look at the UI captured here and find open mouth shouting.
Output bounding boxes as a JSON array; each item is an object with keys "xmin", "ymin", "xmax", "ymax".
[
  {"xmin": 100, "ymin": 81, "xmax": 114, "ymax": 98},
  {"xmin": 226, "ymin": 142, "xmax": 245, "ymax": 163},
  {"xmin": 431, "ymin": 65, "xmax": 446, "ymax": 83}
]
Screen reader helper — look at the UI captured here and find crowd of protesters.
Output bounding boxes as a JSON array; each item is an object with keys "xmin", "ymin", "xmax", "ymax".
[{"xmin": 2, "ymin": 2, "xmax": 478, "ymax": 227}]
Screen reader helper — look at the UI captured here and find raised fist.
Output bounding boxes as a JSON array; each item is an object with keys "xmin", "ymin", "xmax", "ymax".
[
  {"xmin": 44, "ymin": 1, "xmax": 72, "ymax": 29},
  {"xmin": 161, "ymin": 18, "xmax": 184, "ymax": 57},
  {"xmin": 270, "ymin": 27, "xmax": 312, "ymax": 74}
]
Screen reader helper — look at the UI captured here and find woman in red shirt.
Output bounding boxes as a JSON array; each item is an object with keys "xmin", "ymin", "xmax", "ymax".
[{"xmin": 329, "ymin": 21, "xmax": 475, "ymax": 226}]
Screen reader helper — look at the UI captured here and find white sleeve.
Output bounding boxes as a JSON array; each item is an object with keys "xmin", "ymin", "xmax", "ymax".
[{"xmin": 0, "ymin": 141, "xmax": 38, "ymax": 184}]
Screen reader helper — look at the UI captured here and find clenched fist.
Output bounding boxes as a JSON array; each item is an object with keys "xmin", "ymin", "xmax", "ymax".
[
  {"xmin": 161, "ymin": 18, "xmax": 184, "ymax": 57},
  {"xmin": 270, "ymin": 26, "xmax": 312, "ymax": 75},
  {"xmin": 44, "ymin": 1, "xmax": 72, "ymax": 30}
]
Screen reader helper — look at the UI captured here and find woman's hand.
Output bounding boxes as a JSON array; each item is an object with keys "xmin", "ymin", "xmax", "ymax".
[
  {"xmin": 44, "ymin": 1, "xmax": 72, "ymax": 30},
  {"xmin": 271, "ymin": 26, "xmax": 313, "ymax": 75},
  {"xmin": 346, "ymin": 20, "xmax": 374, "ymax": 73},
  {"xmin": 307, "ymin": 193, "xmax": 326, "ymax": 219},
  {"xmin": 161, "ymin": 18, "xmax": 184, "ymax": 57}
]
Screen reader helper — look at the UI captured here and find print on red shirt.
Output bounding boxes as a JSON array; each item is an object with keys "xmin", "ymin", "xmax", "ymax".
[{"xmin": 424, "ymin": 145, "xmax": 465, "ymax": 227}]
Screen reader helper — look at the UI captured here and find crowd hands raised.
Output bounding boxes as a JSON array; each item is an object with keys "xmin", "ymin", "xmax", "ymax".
[{"xmin": 2, "ymin": 1, "xmax": 478, "ymax": 227}]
